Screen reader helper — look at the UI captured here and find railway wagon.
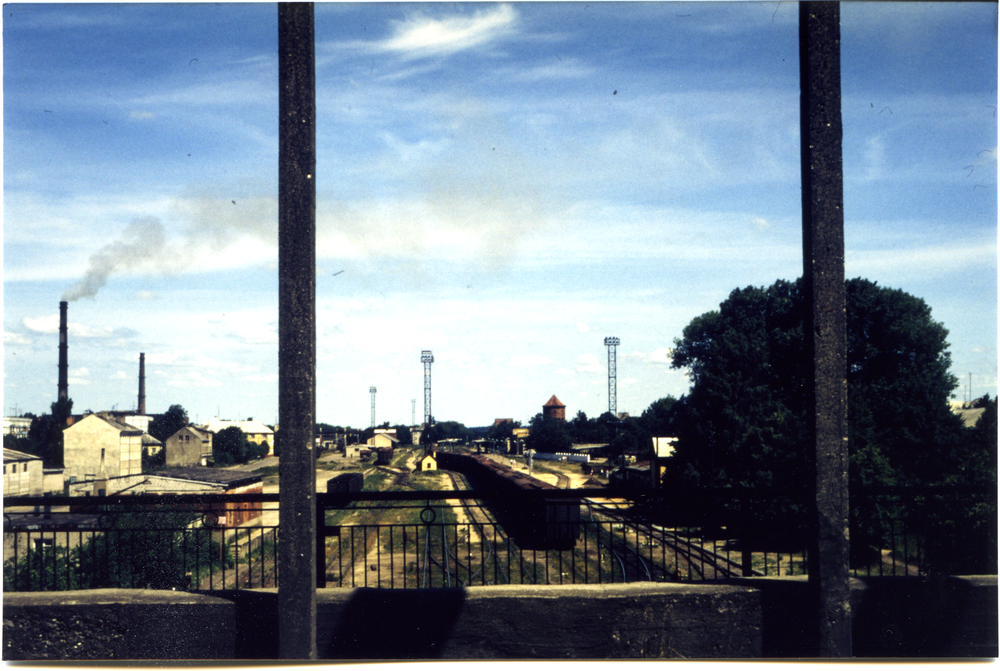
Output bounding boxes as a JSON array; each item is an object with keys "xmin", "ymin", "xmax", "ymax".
[
  {"xmin": 326, "ymin": 472, "xmax": 364, "ymax": 493},
  {"xmin": 437, "ymin": 451, "xmax": 580, "ymax": 550}
]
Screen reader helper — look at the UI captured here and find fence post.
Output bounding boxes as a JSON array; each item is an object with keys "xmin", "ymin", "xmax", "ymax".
[
  {"xmin": 799, "ymin": 1, "xmax": 851, "ymax": 657},
  {"xmin": 278, "ymin": 2, "xmax": 317, "ymax": 660}
]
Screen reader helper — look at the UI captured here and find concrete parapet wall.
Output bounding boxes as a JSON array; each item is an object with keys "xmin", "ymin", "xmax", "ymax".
[
  {"xmin": 3, "ymin": 577, "xmax": 996, "ymax": 660},
  {"xmin": 2, "ymin": 589, "xmax": 235, "ymax": 660},
  {"xmin": 312, "ymin": 583, "xmax": 762, "ymax": 659}
]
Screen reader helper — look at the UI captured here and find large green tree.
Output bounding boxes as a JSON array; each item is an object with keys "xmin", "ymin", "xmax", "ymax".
[
  {"xmin": 148, "ymin": 404, "xmax": 189, "ymax": 443},
  {"xmin": 212, "ymin": 426, "xmax": 267, "ymax": 466},
  {"xmin": 671, "ymin": 277, "xmax": 964, "ymax": 488},
  {"xmin": 25, "ymin": 399, "xmax": 74, "ymax": 467},
  {"xmin": 670, "ymin": 278, "xmax": 974, "ymax": 563}
]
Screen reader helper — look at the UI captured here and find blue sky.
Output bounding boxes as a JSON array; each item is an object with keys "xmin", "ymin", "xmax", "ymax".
[{"xmin": 3, "ymin": 2, "xmax": 996, "ymax": 429}]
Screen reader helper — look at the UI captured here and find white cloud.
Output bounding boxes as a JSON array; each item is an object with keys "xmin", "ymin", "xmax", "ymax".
[
  {"xmin": 22, "ymin": 315, "xmax": 59, "ymax": 334},
  {"xmin": 510, "ymin": 354, "xmax": 551, "ymax": 368},
  {"xmin": 648, "ymin": 348, "xmax": 675, "ymax": 365},
  {"xmin": 576, "ymin": 322, "xmax": 590, "ymax": 333},
  {"xmin": 380, "ymin": 4, "xmax": 517, "ymax": 59},
  {"xmin": 575, "ymin": 353, "xmax": 601, "ymax": 373},
  {"xmin": 4, "ymin": 332, "xmax": 33, "ymax": 345}
]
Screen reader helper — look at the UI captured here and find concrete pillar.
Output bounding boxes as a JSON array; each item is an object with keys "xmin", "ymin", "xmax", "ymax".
[
  {"xmin": 278, "ymin": 2, "xmax": 317, "ymax": 660},
  {"xmin": 799, "ymin": 1, "xmax": 851, "ymax": 657}
]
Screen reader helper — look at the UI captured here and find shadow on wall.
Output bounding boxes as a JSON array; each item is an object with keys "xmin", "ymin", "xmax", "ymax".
[
  {"xmin": 212, "ymin": 588, "xmax": 466, "ymax": 659},
  {"xmin": 322, "ymin": 588, "xmax": 466, "ymax": 659}
]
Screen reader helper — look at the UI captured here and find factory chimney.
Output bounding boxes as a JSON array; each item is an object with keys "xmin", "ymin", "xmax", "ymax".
[
  {"xmin": 58, "ymin": 301, "xmax": 69, "ymax": 401},
  {"xmin": 138, "ymin": 352, "xmax": 146, "ymax": 415}
]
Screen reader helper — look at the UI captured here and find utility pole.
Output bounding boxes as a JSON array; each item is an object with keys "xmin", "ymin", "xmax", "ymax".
[{"xmin": 370, "ymin": 386, "xmax": 377, "ymax": 428}]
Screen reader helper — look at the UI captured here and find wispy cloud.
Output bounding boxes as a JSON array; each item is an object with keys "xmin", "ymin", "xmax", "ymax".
[
  {"xmin": 379, "ymin": 4, "xmax": 517, "ymax": 59},
  {"xmin": 576, "ymin": 353, "xmax": 601, "ymax": 374}
]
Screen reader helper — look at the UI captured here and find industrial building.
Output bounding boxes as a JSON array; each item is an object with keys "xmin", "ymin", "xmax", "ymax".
[{"xmin": 66, "ymin": 467, "xmax": 263, "ymax": 528}]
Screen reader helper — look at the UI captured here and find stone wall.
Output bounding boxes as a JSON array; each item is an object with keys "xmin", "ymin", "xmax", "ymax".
[{"xmin": 4, "ymin": 577, "xmax": 996, "ymax": 660}]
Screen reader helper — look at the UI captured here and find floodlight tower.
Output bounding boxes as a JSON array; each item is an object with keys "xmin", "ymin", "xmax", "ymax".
[
  {"xmin": 605, "ymin": 337, "xmax": 620, "ymax": 417},
  {"xmin": 370, "ymin": 386, "xmax": 377, "ymax": 428},
  {"xmin": 411, "ymin": 399, "xmax": 416, "ymax": 426},
  {"xmin": 421, "ymin": 350, "xmax": 434, "ymax": 425}
]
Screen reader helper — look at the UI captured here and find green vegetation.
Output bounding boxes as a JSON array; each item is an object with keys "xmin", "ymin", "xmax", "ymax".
[
  {"xmin": 4, "ymin": 510, "xmax": 229, "ymax": 591},
  {"xmin": 213, "ymin": 426, "xmax": 268, "ymax": 466},
  {"xmin": 667, "ymin": 277, "xmax": 996, "ymax": 571},
  {"xmin": 4, "ymin": 398, "xmax": 74, "ymax": 467}
]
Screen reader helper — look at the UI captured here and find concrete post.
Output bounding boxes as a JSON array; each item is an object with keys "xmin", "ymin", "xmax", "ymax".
[
  {"xmin": 799, "ymin": 1, "xmax": 851, "ymax": 657},
  {"xmin": 278, "ymin": 2, "xmax": 317, "ymax": 660}
]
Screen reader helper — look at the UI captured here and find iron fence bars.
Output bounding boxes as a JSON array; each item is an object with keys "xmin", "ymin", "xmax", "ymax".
[{"xmin": 4, "ymin": 485, "xmax": 993, "ymax": 591}]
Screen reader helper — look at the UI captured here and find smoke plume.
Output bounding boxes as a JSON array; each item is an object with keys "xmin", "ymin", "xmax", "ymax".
[
  {"xmin": 62, "ymin": 184, "xmax": 278, "ymax": 302},
  {"xmin": 62, "ymin": 217, "xmax": 169, "ymax": 302}
]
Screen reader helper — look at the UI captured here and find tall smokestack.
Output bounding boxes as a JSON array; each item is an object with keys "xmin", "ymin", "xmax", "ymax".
[
  {"xmin": 58, "ymin": 301, "xmax": 69, "ymax": 401},
  {"xmin": 138, "ymin": 352, "xmax": 146, "ymax": 415}
]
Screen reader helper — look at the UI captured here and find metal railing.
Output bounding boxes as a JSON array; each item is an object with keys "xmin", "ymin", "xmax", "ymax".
[{"xmin": 4, "ymin": 485, "xmax": 994, "ymax": 591}]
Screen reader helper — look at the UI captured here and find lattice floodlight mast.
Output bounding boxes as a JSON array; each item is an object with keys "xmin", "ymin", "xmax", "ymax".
[
  {"xmin": 370, "ymin": 386, "xmax": 377, "ymax": 428},
  {"xmin": 605, "ymin": 337, "xmax": 619, "ymax": 417},
  {"xmin": 421, "ymin": 350, "xmax": 434, "ymax": 425}
]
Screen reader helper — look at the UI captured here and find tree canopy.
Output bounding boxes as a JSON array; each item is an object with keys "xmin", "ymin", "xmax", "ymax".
[
  {"xmin": 213, "ymin": 426, "xmax": 268, "ymax": 466},
  {"xmin": 670, "ymin": 278, "xmax": 967, "ymax": 489},
  {"xmin": 22, "ymin": 398, "xmax": 74, "ymax": 467},
  {"xmin": 148, "ymin": 404, "xmax": 188, "ymax": 443}
]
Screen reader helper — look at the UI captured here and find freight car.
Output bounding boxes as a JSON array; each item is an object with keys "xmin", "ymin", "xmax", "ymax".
[
  {"xmin": 437, "ymin": 451, "xmax": 580, "ymax": 550},
  {"xmin": 326, "ymin": 472, "xmax": 364, "ymax": 493}
]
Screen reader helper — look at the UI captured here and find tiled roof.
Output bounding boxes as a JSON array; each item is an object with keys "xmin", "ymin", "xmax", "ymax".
[{"xmin": 543, "ymin": 395, "xmax": 565, "ymax": 408}]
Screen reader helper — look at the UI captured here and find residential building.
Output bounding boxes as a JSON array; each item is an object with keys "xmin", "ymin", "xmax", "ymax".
[
  {"xmin": 141, "ymin": 432, "xmax": 164, "ymax": 457},
  {"xmin": 3, "ymin": 416, "xmax": 33, "ymax": 439},
  {"xmin": 62, "ymin": 413, "xmax": 143, "ymax": 483},
  {"xmin": 165, "ymin": 426, "xmax": 213, "ymax": 467}
]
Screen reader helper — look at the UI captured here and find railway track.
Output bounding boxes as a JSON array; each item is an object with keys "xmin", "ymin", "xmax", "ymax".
[
  {"xmin": 584, "ymin": 500, "xmax": 756, "ymax": 581},
  {"xmin": 324, "ymin": 467, "xmax": 411, "ymax": 587}
]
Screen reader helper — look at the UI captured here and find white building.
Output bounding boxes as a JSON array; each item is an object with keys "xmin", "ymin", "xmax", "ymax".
[
  {"xmin": 3, "ymin": 448, "xmax": 43, "ymax": 496},
  {"xmin": 63, "ymin": 413, "xmax": 143, "ymax": 483}
]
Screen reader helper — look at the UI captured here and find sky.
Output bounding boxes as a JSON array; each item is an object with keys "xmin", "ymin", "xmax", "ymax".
[{"xmin": 3, "ymin": 2, "xmax": 997, "ymax": 430}]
